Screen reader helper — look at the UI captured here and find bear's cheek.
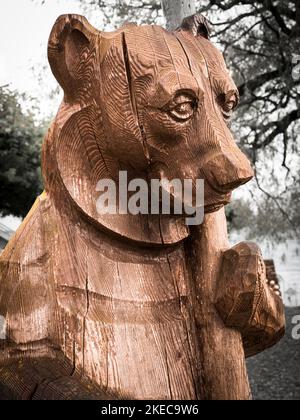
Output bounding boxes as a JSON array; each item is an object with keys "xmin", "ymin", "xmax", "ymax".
[{"xmin": 140, "ymin": 108, "xmax": 193, "ymax": 148}]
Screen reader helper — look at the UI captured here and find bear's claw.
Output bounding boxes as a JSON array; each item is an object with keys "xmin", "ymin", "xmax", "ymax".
[{"xmin": 215, "ymin": 242, "xmax": 286, "ymax": 358}]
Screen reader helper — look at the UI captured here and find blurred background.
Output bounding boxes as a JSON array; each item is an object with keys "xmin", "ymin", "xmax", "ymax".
[{"xmin": 0, "ymin": 0, "xmax": 299, "ymax": 400}]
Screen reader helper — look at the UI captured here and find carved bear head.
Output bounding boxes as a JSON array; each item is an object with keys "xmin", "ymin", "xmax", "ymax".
[{"xmin": 44, "ymin": 14, "xmax": 253, "ymax": 246}]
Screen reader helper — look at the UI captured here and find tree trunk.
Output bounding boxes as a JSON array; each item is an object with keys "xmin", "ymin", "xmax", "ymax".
[{"xmin": 161, "ymin": 0, "xmax": 196, "ymax": 30}]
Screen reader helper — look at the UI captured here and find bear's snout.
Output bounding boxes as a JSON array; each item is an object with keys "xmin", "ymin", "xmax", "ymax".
[{"xmin": 203, "ymin": 152, "xmax": 254, "ymax": 194}]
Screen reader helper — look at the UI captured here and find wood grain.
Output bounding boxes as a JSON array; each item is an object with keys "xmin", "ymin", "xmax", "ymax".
[{"xmin": 0, "ymin": 13, "xmax": 285, "ymax": 400}]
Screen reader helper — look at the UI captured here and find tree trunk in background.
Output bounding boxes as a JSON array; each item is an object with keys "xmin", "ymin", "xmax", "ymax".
[{"xmin": 161, "ymin": 0, "xmax": 196, "ymax": 30}]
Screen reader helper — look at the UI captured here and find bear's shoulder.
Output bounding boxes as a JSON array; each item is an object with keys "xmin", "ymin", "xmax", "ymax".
[{"xmin": 0, "ymin": 193, "xmax": 54, "ymax": 347}]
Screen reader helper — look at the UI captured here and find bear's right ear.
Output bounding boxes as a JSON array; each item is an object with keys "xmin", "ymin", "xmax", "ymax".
[
  {"xmin": 180, "ymin": 14, "xmax": 211, "ymax": 40},
  {"xmin": 48, "ymin": 14, "xmax": 98, "ymax": 98}
]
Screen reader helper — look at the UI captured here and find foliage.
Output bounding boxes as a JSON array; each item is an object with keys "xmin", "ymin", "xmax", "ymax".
[
  {"xmin": 0, "ymin": 86, "xmax": 45, "ymax": 218},
  {"xmin": 226, "ymin": 196, "xmax": 296, "ymax": 242},
  {"xmin": 226, "ymin": 199, "xmax": 254, "ymax": 233}
]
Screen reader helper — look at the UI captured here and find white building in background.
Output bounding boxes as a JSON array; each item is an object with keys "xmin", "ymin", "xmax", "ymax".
[
  {"xmin": 0, "ymin": 223, "xmax": 14, "ymax": 253},
  {"xmin": 230, "ymin": 232, "xmax": 300, "ymax": 308},
  {"xmin": 264, "ymin": 240, "xmax": 300, "ymax": 308}
]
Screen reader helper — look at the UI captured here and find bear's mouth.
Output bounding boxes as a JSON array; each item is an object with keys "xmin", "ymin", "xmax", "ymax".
[
  {"xmin": 204, "ymin": 188, "xmax": 232, "ymax": 214},
  {"xmin": 204, "ymin": 202, "xmax": 227, "ymax": 214}
]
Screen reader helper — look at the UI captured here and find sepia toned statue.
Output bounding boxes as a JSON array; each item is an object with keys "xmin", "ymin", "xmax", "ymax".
[{"xmin": 0, "ymin": 14, "xmax": 285, "ymax": 400}]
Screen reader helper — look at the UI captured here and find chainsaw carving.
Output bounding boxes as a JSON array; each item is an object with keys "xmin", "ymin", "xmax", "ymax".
[{"xmin": 0, "ymin": 14, "xmax": 285, "ymax": 400}]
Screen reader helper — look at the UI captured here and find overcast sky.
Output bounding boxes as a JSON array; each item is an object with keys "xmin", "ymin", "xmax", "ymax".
[
  {"xmin": 0, "ymin": 1, "xmax": 86, "ymax": 92},
  {"xmin": 0, "ymin": 0, "xmax": 110, "ymax": 120}
]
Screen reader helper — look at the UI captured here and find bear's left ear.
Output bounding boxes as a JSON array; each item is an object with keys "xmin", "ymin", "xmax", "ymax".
[
  {"xmin": 179, "ymin": 13, "xmax": 211, "ymax": 39},
  {"xmin": 48, "ymin": 14, "xmax": 98, "ymax": 99}
]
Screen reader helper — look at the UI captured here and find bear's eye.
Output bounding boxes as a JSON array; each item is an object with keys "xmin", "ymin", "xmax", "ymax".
[
  {"xmin": 218, "ymin": 92, "xmax": 239, "ymax": 121},
  {"xmin": 167, "ymin": 94, "xmax": 197, "ymax": 121}
]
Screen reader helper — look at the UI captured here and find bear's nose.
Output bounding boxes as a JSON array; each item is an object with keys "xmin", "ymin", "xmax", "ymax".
[{"xmin": 204, "ymin": 153, "xmax": 254, "ymax": 193}]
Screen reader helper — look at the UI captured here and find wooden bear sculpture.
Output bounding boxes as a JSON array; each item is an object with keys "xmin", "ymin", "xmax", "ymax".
[{"xmin": 0, "ymin": 14, "xmax": 285, "ymax": 400}]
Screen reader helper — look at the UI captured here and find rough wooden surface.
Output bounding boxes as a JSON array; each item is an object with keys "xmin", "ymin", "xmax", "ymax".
[
  {"xmin": 215, "ymin": 242, "xmax": 285, "ymax": 358},
  {"xmin": 186, "ymin": 210, "xmax": 252, "ymax": 400},
  {"xmin": 0, "ymin": 13, "xmax": 285, "ymax": 400}
]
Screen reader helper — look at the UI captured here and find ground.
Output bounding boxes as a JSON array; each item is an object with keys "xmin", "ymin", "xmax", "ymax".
[{"xmin": 247, "ymin": 307, "xmax": 300, "ymax": 400}]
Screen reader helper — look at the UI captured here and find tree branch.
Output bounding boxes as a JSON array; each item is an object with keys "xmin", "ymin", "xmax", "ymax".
[
  {"xmin": 263, "ymin": 0, "xmax": 291, "ymax": 35},
  {"xmin": 257, "ymin": 109, "xmax": 300, "ymax": 148},
  {"xmin": 239, "ymin": 69, "xmax": 282, "ymax": 97},
  {"xmin": 255, "ymin": 172, "xmax": 299, "ymax": 235}
]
